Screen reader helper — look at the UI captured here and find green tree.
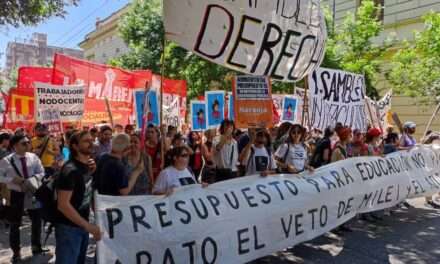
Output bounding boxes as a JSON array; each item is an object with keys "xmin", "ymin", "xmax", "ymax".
[
  {"xmin": 322, "ymin": 0, "xmax": 389, "ymax": 98},
  {"xmin": 0, "ymin": 0, "xmax": 79, "ymax": 27},
  {"xmin": 387, "ymin": 12, "xmax": 440, "ymax": 100}
]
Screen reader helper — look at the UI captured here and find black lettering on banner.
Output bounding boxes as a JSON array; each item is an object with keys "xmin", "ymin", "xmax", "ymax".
[
  {"xmin": 321, "ymin": 175, "xmax": 337, "ymax": 190},
  {"xmin": 284, "ymin": 180, "xmax": 299, "ymax": 195},
  {"xmin": 256, "ymin": 184, "xmax": 272, "ymax": 204},
  {"xmin": 295, "ymin": 213, "xmax": 304, "ymax": 236},
  {"xmin": 237, "ymin": 228, "xmax": 250, "ymax": 255},
  {"xmin": 191, "ymin": 198, "xmax": 209, "ymax": 219},
  {"xmin": 341, "ymin": 167, "xmax": 355, "ymax": 184},
  {"xmin": 268, "ymin": 181, "xmax": 285, "ymax": 200},
  {"xmin": 270, "ymin": 29, "xmax": 302, "ymax": 79},
  {"xmin": 242, "ymin": 187, "xmax": 259, "ymax": 208},
  {"xmin": 330, "ymin": 170, "xmax": 345, "ymax": 188},
  {"xmin": 206, "ymin": 195, "xmax": 221, "ymax": 216},
  {"xmin": 130, "ymin": 205, "xmax": 151, "ymax": 232},
  {"xmin": 385, "ymin": 185, "xmax": 394, "ymax": 203},
  {"xmin": 106, "ymin": 208, "xmax": 123, "ymax": 239},
  {"xmin": 202, "ymin": 237, "xmax": 218, "ymax": 264},
  {"xmin": 306, "ymin": 178, "xmax": 321, "ymax": 193},
  {"xmin": 281, "ymin": 214, "xmax": 293, "ymax": 239},
  {"xmin": 136, "ymin": 251, "xmax": 151, "ymax": 264},
  {"xmin": 308, "ymin": 208, "xmax": 317, "ymax": 230},
  {"xmin": 182, "ymin": 241, "xmax": 196, "ymax": 264},
  {"xmin": 320, "ymin": 205, "xmax": 328, "ymax": 227},
  {"xmin": 337, "ymin": 197, "xmax": 354, "ymax": 218},
  {"xmin": 224, "ymin": 191, "xmax": 240, "ymax": 209},
  {"xmin": 253, "ymin": 225, "xmax": 265, "ymax": 251},
  {"xmin": 175, "ymin": 200, "xmax": 192, "ymax": 224},
  {"xmin": 154, "ymin": 202, "xmax": 172, "ymax": 228},
  {"xmin": 194, "ymin": 5, "xmax": 234, "ymax": 59},
  {"xmin": 250, "ymin": 23, "xmax": 283, "ymax": 75},
  {"xmin": 163, "ymin": 248, "xmax": 175, "ymax": 264},
  {"xmin": 276, "ymin": 0, "xmax": 300, "ymax": 20},
  {"xmin": 227, "ymin": 15, "xmax": 262, "ymax": 69},
  {"xmin": 287, "ymin": 35, "xmax": 317, "ymax": 81}
]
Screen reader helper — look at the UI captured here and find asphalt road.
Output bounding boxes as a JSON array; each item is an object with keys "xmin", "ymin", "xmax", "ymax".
[{"xmin": 1, "ymin": 197, "xmax": 440, "ymax": 264}]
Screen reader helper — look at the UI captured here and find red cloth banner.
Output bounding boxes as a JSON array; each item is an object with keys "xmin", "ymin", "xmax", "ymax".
[
  {"xmin": 17, "ymin": 67, "xmax": 53, "ymax": 90},
  {"xmin": 4, "ymin": 89, "xmax": 35, "ymax": 131},
  {"xmin": 52, "ymin": 53, "xmax": 152, "ymax": 125}
]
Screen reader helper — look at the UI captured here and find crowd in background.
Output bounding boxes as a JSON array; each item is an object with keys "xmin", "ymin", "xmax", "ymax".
[{"xmin": 1, "ymin": 119, "xmax": 440, "ymax": 263}]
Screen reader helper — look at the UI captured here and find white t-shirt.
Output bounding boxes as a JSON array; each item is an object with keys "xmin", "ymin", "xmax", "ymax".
[
  {"xmin": 213, "ymin": 137, "xmax": 239, "ymax": 172},
  {"xmin": 243, "ymin": 146, "xmax": 277, "ymax": 176},
  {"xmin": 152, "ymin": 166, "xmax": 197, "ymax": 194},
  {"xmin": 275, "ymin": 143, "xmax": 308, "ymax": 172}
]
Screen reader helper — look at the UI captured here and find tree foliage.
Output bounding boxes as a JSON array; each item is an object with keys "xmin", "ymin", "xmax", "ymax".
[
  {"xmin": 387, "ymin": 12, "xmax": 440, "ymax": 100},
  {"xmin": 0, "ymin": 0, "xmax": 79, "ymax": 27},
  {"xmin": 113, "ymin": 0, "xmax": 386, "ymax": 99}
]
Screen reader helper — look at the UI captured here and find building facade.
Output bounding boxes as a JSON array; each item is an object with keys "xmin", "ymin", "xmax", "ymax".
[
  {"xmin": 79, "ymin": 4, "xmax": 131, "ymax": 64},
  {"xmin": 4, "ymin": 33, "xmax": 83, "ymax": 74}
]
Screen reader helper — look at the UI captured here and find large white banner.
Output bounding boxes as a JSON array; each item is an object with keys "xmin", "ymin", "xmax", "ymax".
[
  {"xmin": 164, "ymin": 0, "xmax": 327, "ymax": 82},
  {"xmin": 34, "ymin": 82, "xmax": 85, "ymax": 122},
  {"xmin": 308, "ymin": 68, "xmax": 367, "ymax": 131},
  {"xmin": 96, "ymin": 145, "xmax": 440, "ymax": 263}
]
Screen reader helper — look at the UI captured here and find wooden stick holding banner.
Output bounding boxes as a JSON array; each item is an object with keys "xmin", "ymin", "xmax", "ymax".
[
  {"xmin": 140, "ymin": 81, "xmax": 150, "ymax": 148},
  {"xmin": 392, "ymin": 112, "xmax": 403, "ymax": 134},
  {"xmin": 423, "ymin": 101, "xmax": 440, "ymax": 138},
  {"xmin": 365, "ymin": 98, "xmax": 376, "ymax": 128},
  {"xmin": 159, "ymin": 35, "xmax": 167, "ymax": 169},
  {"xmin": 104, "ymin": 97, "xmax": 114, "ymax": 128}
]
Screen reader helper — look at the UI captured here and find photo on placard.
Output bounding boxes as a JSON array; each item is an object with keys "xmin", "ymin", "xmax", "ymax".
[
  {"xmin": 206, "ymin": 91, "xmax": 225, "ymax": 128},
  {"xmin": 282, "ymin": 96, "xmax": 299, "ymax": 123},
  {"xmin": 134, "ymin": 90, "xmax": 145, "ymax": 129},
  {"xmin": 190, "ymin": 101, "xmax": 207, "ymax": 131},
  {"xmin": 146, "ymin": 90, "xmax": 160, "ymax": 126},
  {"xmin": 228, "ymin": 92, "xmax": 234, "ymax": 121}
]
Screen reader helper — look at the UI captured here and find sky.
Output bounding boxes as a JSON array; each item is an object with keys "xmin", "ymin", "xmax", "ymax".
[{"xmin": 0, "ymin": 0, "xmax": 130, "ymax": 68}]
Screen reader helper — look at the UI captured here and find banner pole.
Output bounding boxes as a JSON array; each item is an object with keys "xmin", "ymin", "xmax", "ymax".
[
  {"xmin": 104, "ymin": 97, "xmax": 114, "ymax": 128},
  {"xmin": 301, "ymin": 77, "xmax": 309, "ymax": 127},
  {"xmin": 365, "ymin": 98, "xmax": 376, "ymax": 129},
  {"xmin": 160, "ymin": 35, "xmax": 167, "ymax": 169},
  {"xmin": 423, "ymin": 101, "xmax": 440, "ymax": 139}
]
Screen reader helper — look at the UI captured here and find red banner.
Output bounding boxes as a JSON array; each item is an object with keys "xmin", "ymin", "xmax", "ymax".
[
  {"xmin": 52, "ymin": 54, "xmax": 152, "ymax": 126},
  {"xmin": 4, "ymin": 89, "xmax": 35, "ymax": 131},
  {"xmin": 17, "ymin": 67, "xmax": 53, "ymax": 90}
]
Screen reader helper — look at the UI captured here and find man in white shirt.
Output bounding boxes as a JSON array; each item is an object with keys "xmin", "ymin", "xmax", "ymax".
[
  {"xmin": 213, "ymin": 120, "xmax": 239, "ymax": 182},
  {"xmin": 240, "ymin": 129, "xmax": 277, "ymax": 176},
  {"xmin": 0, "ymin": 134, "xmax": 46, "ymax": 263}
]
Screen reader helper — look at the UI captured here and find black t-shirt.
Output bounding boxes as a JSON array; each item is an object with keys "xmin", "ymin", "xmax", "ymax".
[
  {"xmin": 311, "ymin": 138, "xmax": 331, "ymax": 168},
  {"xmin": 93, "ymin": 154, "xmax": 128, "ymax": 196},
  {"xmin": 56, "ymin": 158, "xmax": 93, "ymax": 227}
]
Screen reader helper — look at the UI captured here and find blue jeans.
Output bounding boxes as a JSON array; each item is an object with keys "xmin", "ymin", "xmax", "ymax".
[{"xmin": 55, "ymin": 223, "xmax": 89, "ymax": 264}]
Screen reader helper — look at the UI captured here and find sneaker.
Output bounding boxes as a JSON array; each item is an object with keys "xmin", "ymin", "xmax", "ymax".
[
  {"xmin": 427, "ymin": 201, "xmax": 440, "ymax": 209},
  {"xmin": 32, "ymin": 247, "xmax": 50, "ymax": 255},
  {"xmin": 11, "ymin": 253, "xmax": 21, "ymax": 264}
]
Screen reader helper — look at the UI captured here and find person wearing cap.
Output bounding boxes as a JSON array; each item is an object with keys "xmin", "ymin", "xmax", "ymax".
[
  {"xmin": 31, "ymin": 123, "xmax": 59, "ymax": 177},
  {"xmin": 0, "ymin": 134, "xmax": 47, "ymax": 263},
  {"xmin": 400, "ymin": 121, "xmax": 417, "ymax": 149}
]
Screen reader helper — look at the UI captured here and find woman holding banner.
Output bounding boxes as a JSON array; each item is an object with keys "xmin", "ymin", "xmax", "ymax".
[
  {"xmin": 213, "ymin": 120, "xmax": 239, "ymax": 182},
  {"xmin": 126, "ymin": 133, "xmax": 153, "ymax": 195},
  {"xmin": 275, "ymin": 124, "xmax": 314, "ymax": 174}
]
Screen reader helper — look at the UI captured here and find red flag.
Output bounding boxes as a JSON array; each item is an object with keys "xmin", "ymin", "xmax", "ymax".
[{"xmin": 17, "ymin": 67, "xmax": 53, "ymax": 90}]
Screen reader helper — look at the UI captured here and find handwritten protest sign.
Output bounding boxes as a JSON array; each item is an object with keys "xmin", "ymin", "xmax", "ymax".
[
  {"xmin": 96, "ymin": 145, "xmax": 440, "ymax": 263},
  {"xmin": 206, "ymin": 91, "xmax": 225, "ymax": 128},
  {"xmin": 38, "ymin": 109, "xmax": 63, "ymax": 134},
  {"xmin": 34, "ymin": 82, "xmax": 85, "ymax": 122},
  {"xmin": 163, "ymin": 97, "xmax": 180, "ymax": 128},
  {"xmin": 233, "ymin": 76, "xmax": 273, "ymax": 128},
  {"xmin": 308, "ymin": 68, "xmax": 367, "ymax": 131},
  {"xmin": 190, "ymin": 101, "xmax": 207, "ymax": 131},
  {"xmin": 164, "ymin": 0, "xmax": 327, "ymax": 82},
  {"xmin": 366, "ymin": 90, "xmax": 392, "ymax": 129}
]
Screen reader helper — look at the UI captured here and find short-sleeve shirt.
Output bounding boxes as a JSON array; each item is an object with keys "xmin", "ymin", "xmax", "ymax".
[
  {"xmin": 213, "ymin": 138, "xmax": 239, "ymax": 172},
  {"xmin": 275, "ymin": 143, "xmax": 308, "ymax": 172},
  {"xmin": 56, "ymin": 158, "xmax": 93, "ymax": 227},
  {"xmin": 93, "ymin": 154, "xmax": 128, "ymax": 196},
  {"xmin": 243, "ymin": 146, "xmax": 277, "ymax": 176},
  {"xmin": 153, "ymin": 166, "xmax": 196, "ymax": 194}
]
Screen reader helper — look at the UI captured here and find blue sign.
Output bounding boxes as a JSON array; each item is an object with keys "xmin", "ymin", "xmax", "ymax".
[
  {"xmin": 206, "ymin": 91, "xmax": 225, "ymax": 128},
  {"xmin": 134, "ymin": 90, "xmax": 159, "ymax": 129},
  {"xmin": 191, "ymin": 101, "xmax": 207, "ymax": 131},
  {"xmin": 282, "ymin": 96, "xmax": 298, "ymax": 123}
]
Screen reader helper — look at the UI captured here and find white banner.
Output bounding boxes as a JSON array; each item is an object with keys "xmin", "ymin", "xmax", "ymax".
[
  {"xmin": 164, "ymin": 0, "xmax": 327, "ymax": 82},
  {"xmin": 96, "ymin": 145, "xmax": 440, "ymax": 263},
  {"xmin": 366, "ymin": 90, "xmax": 392, "ymax": 129},
  {"xmin": 308, "ymin": 68, "xmax": 367, "ymax": 131},
  {"xmin": 34, "ymin": 82, "xmax": 85, "ymax": 122},
  {"xmin": 163, "ymin": 97, "xmax": 180, "ymax": 128}
]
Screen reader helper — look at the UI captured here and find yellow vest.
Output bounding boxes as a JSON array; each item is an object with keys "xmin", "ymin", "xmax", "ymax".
[{"xmin": 32, "ymin": 137, "xmax": 55, "ymax": 168}]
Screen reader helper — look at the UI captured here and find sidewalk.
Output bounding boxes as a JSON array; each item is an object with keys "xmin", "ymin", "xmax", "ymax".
[{"xmin": 1, "ymin": 197, "xmax": 439, "ymax": 264}]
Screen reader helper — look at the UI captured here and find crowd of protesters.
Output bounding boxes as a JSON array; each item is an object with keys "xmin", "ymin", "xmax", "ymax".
[{"xmin": 1, "ymin": 119, "xmax": 440, "ymax": 263}]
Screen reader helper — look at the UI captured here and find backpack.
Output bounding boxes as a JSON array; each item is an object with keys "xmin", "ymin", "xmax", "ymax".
[{"xmin": 35, "ymin": 170, "xmax": 60, "ymax": 224}]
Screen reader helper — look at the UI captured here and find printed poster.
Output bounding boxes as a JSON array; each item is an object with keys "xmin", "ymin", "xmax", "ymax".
[
  {"xmin": 190, "ymin": 101, "xmax": 207, "ymax": 131},
  {"xmin": 206, "ymin": 91, "xmax": 225, "ymax": 128}
]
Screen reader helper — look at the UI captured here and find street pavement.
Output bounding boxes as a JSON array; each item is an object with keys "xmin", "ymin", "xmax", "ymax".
[{"xmin": 1, "ymin": 197, "xmax": 440, "ymax": 264}]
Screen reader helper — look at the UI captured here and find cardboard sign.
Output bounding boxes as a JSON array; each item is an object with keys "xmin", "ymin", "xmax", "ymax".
[
  {"xmin": 206, "ymin": 91, "xmax": 225, "ymax": 128},
  {"xmin": 164, "ymin": 0, "xmax": 327, "ymax": 82},
  {"xmin": 190, "ymin": 101, "xmax": 207, "ymax": 131},
  {"xmin": 233, "ymin": 75, "xmax": 273, "ymax": 128},
  {"xmin": 96, "ymin": 145, "xmax": 440, "ymax": 263},
  {"xmin": 163, "ymin": 97, "xmax": 180, "ymax": 128},
  {"xmin": 308, "ymin": 68, "xmax": 367, "ymax": 131},
  {"xmin": 34, "ymin": 82, "xmax": 85, "ymax": 122}
]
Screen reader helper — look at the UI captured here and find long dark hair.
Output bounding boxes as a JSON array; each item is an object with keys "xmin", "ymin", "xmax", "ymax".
[
  {"xmin": 286, "ymin": 124, "xmax": 306, "ymax": 144},
  {"xmin": 165, "ymin": 146, "xmax": 188, "ymax": 168},
  {"xmin": 69, "ymin": 130, "xmax": 89, "ymax": 158}
]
